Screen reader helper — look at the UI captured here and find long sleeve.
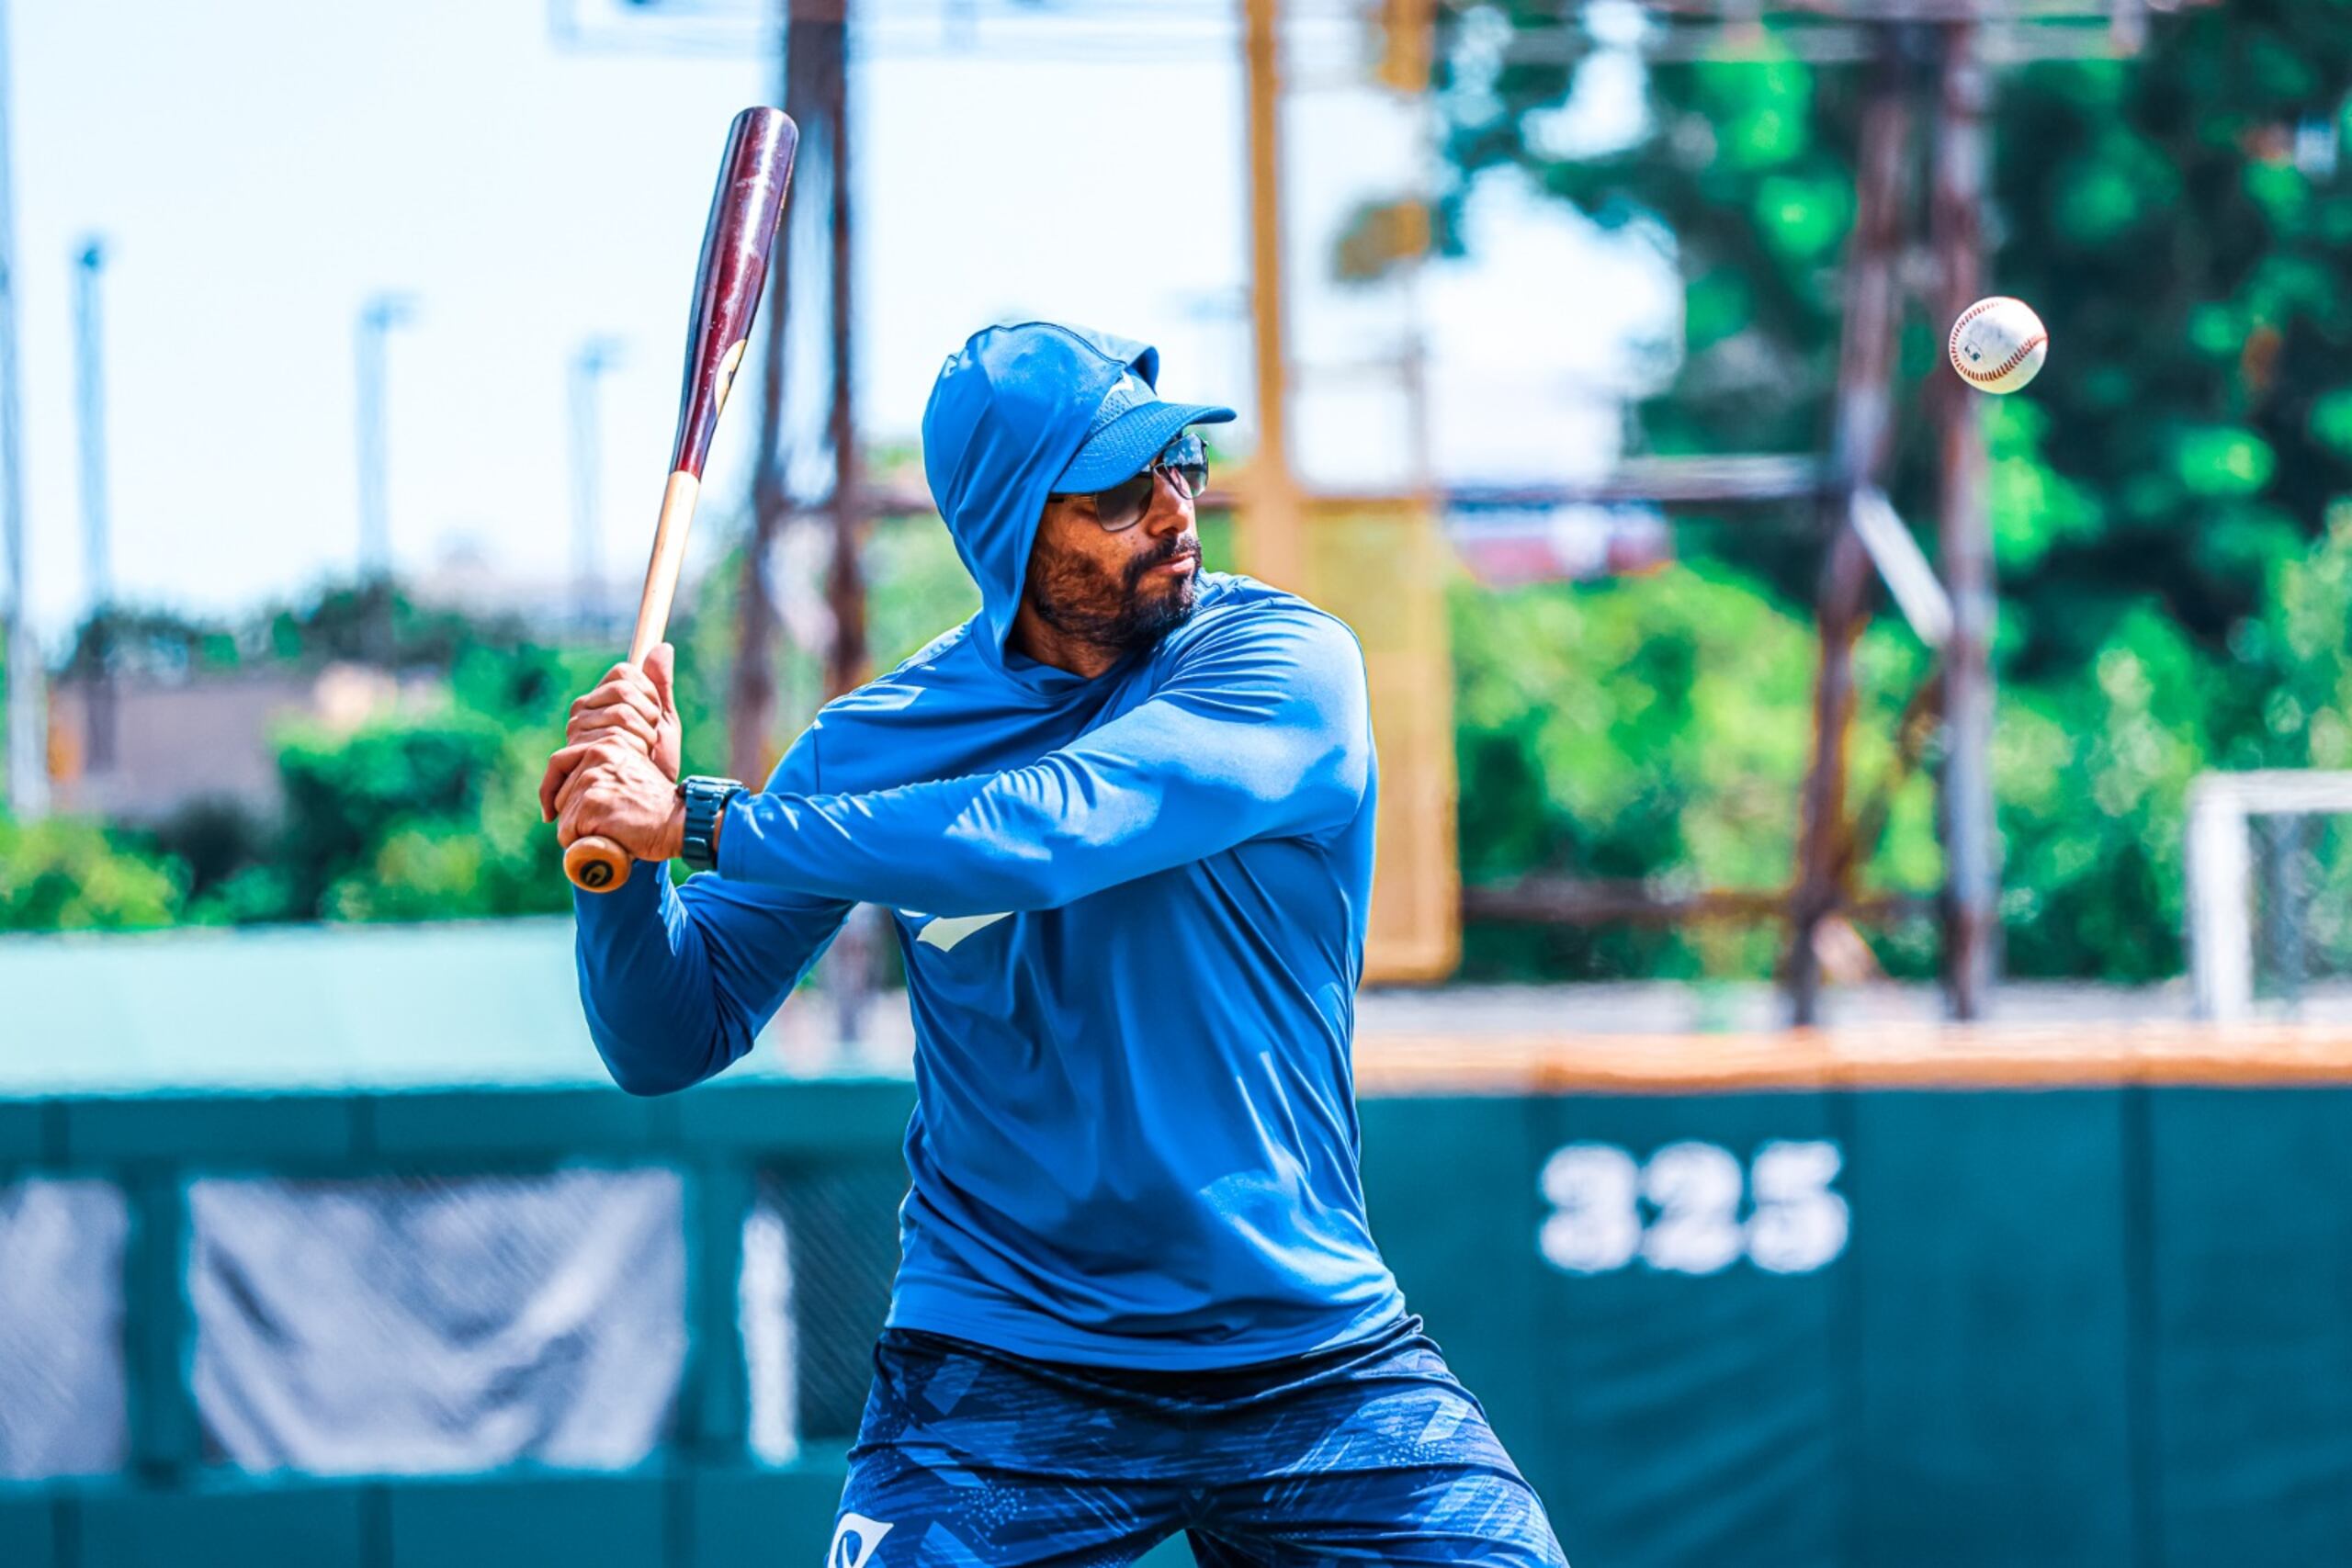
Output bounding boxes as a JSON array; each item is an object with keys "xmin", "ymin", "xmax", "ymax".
[
  {"xmin": 571, "ymin": 731, "xmax": 853, "ymax": 1096},
  {"xmin": 715, "ymin": 607, "xmax": 1371, "ymax": 917}
]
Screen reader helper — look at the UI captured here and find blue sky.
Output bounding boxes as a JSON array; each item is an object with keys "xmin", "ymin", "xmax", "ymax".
[{"xmin": 8, "ymin": 0, "xmax": 1669, "ymax": 634}]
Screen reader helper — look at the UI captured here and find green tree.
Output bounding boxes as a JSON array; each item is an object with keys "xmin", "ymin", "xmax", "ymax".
[
  {"xmin": 1452, "ymin": 560, "xmax": 1938, "ymax": 980},
  {"xmin": 0, "ymin": 814, "xmax": 183, "ymax": 931},
  {"xmin": 271, "ymin": 712, "xmax": 514, "ymax": 917},
  {"xmin": 1437, "ymin": 5, "xmax": 2352, "ymax": 647},
  {"xmin": 1431, "ymin": 4, "xmax": 2352, "ymax": 980}
]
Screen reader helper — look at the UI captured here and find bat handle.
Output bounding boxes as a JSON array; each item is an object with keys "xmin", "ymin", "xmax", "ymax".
[
  {"xmin": 564, "ymin": 835, "xmax": 636, "ymax": 893},
  {"xmin": 566, "ymin": 470, "xmax": 702, "ymax": 895}
]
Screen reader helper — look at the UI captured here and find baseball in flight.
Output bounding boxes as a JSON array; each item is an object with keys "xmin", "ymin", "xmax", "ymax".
[{"xmin": 1948, "ymin": 296, "xmax": 2048, "ymax": 394}]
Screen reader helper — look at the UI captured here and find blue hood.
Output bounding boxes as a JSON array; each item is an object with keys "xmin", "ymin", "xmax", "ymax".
[{"xmin": 920, "ymin": 321, "xmax": 1159, "ymax": 661}]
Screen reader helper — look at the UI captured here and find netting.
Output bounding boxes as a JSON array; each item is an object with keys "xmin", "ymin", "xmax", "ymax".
[
  {"xmin": 2245, "ymin": 811, "xmax": 2352, "ymax": 1010},
  {"xmin": 763, "ymin": 1161, "xmax": 904, "ymax": 1444},
  {"xmin": 2187, "ymin": 773, "xmax": 2352, "ymax": 1021},
  {"xmin": 187, "ymin": 1170, "xmax": 688, "ymax": 1475},
  {"xmin": 0, "ymin": 1179, "xmax": 129, "ymax": 1479},
  {"xmin": 0, "ymin": 1157, "xmax": 910, "ymax": 1482}
]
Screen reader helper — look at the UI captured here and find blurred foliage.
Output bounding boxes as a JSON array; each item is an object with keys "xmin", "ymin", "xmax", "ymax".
[
  {"xmin": 1438, "ymin": 3, "xmax": 2352, "ymax": 631},
  {"xmin": 1432, "ymin": 1, "xmax": 2352, "ymax": 980},
  {"xmin": 1451, "ymin": 562, "xmax": 1937, "ymax": 980},
  {"xmin": 0, "ymin": 813, "xmax": 183, "ymax": 930},
  {"xmin": 2, "ymin": 579, "xmax": 684, "ymax": 931},
  {"xmin": 14, "ymin": 492, "xmax": 2352, "ymax": 988},
  {"xmin": 19, "ymin": 0, "xmax": 2352, "ymax": 1010},
  {"xmin": 61, "ymin": 580, "xmax": 534, "ymax": 682},
  {"xmin": 2, "ymin": 529, "xmax": 985, "ymax": 933},
  {"xmin": 1453, "ymin": 516, "xmax": 2352, "ymax": 982}
]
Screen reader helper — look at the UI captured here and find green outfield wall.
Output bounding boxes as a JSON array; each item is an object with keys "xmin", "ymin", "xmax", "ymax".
[{"xmin": 3, "ymin": 1074, "xmax": 2347, "ymax": 1568}]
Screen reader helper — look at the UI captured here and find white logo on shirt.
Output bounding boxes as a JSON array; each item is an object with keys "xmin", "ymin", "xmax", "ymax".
[
  {"xmin": 829, "ymin": 1512, "xmax": 893, "ymax": 1568},
  {"xmin": 897, "ymin": 909, "xmax": 1013, "ymax": 953}
]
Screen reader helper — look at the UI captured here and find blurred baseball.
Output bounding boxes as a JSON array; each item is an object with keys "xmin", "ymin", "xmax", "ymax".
[{"xmin": 1949, "ymin": 296, "xmax": 2048, "ymax": 394}]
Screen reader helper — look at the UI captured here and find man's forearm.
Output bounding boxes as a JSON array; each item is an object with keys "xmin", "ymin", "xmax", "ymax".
[
  {"xmin": 573, "ymin": 861, "xmax": 745, "ymax": 1095},
  {"xmin": 573, "ymin": 852, "xmax": 854, "ymax": 1095}
]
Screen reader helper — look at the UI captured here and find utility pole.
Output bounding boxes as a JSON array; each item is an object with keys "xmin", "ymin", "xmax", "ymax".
[
  {"xmin": 354, "ymin": 293, "xmax": 413, "ymax": 664},
  {"xmin": 1932, "ymin": 23, "xmax": 1998, "ymax": 1018},
  {"xmin": 729, "ymin": 2, "xmax": 798, "ymax": 788},
  {"xmin": 774, "ymin": 0, "xmax": 875, "ymax": 1053},
  {"xmin": 1788, "ymin": 39, "xmax": 1910, "ymax": 1025},
  {"xmin": 710, "ymin": 1, "xmax": 871, "ymax": 1047},
  {"xmin": 354, "ymin": 293, "xmax": 415, "ymax": 581},
  {"xmin": 569, "ymin": 335, "xmax": 624, "ymax": 632},
  {"xmin": 812, "ymin": 3, "xmax": 876, "ymax": 1056},
  {"xmin": 74, "ymin": 237, "xmax": 114, "ymax": 771},
  {"xmin": 820, "ymin": 11, "xmax": 863, "ymax": 705},
  {"xmin": 730, "ymin": 0, "xmax": 862, "ymax": 783},
  {"xmin": 0, "ymin": 0, "xmax": 43, "ymax": 819}
]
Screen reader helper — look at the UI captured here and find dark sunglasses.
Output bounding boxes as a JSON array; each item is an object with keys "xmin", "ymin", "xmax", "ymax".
[{"xmin": 1051, "ymin": 434, "xmax": 1209, "ymax": 533}]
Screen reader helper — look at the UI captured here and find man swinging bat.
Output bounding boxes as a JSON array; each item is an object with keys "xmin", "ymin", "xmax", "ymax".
[{"xmin": 541, "ymin": 314, "xmax": 1568, "ymax": 1564}]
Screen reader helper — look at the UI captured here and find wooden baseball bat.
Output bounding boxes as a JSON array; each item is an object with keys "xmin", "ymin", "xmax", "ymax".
[{"xmin": 565, "ymin": 107, "xmax": 798, "ymax": 894}]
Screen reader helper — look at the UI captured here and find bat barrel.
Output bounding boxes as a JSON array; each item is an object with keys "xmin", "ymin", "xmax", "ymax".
[{"xmin": 669, "ymin": 107, "xmax": 798, "ymax": 479}]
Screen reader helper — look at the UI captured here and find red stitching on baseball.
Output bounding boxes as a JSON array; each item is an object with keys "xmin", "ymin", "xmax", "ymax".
[
  {"xmin": 1956, "ymin": 332, "xmax": 2046, "ymax": 385},
  {"xmin": 1952, "ymin": 298, "xmax": 2044, "ymax": 386}
]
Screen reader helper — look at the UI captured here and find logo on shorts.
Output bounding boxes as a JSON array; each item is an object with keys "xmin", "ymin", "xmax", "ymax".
[{"xmin": 829, "ymin": 1513, "xmax": 894, "ymax": 1568}]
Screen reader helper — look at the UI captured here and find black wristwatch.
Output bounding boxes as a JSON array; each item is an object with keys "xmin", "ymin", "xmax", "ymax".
[{"xmin": 677, "ymin": 775, "xmax": 744, "ymax": 876}]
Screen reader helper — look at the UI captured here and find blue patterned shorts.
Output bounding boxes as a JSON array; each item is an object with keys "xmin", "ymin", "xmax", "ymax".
[{"xmin": 825, "ymin": 1314, "xmax": 1568, "ymax": 1567}]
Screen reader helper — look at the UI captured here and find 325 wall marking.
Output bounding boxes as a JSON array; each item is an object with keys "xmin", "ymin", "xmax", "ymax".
[{"xmin": 1537, "ymin": 1140, "xmax": 1849, "ymax": 1276}]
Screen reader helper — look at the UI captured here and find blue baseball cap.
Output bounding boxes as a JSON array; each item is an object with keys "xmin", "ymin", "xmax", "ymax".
[{"xmin": 1054, "ymin": 367, "xmax": 1236, "ymax": 493}]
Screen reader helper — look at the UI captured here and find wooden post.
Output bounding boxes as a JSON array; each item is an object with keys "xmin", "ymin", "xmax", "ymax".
[
  {"xmin": 1789, "ymin": 43, "xmax": 1911, "ymax": 1025},
  {"xmin": 811, "ymin": 7, "xmax": 876, "ymax": 1048},
  {"xmin": 1377, "ymin": 0, "xmax": 1433, "ymax": 94},
  {"xmin": 1239, "ymin": 0, "xmax": 1460, "ymax": 980},
  {"xmin": 1239, "ymin": 0, "xmax": 1306, "ymax": 592},
  {"xmin": 1933, "ymin": 23, "xmax": 1998, "ymax": 1019},
  {"xmin": 727, "ymin": 5, "xmax": 810, "ymax": 788},
  {"xmin": 729, "ymin": 0, "xmax": 862, "ymax": 775},
  {"xmin": 823, "ymin": 21, "xmax": 865, "ymax": 706}
]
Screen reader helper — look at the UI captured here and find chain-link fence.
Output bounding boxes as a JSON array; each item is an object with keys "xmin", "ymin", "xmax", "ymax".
[
  {"xmin": 2246, "ymin": 810, "xmax": 2352, "ymax": 1010},
  {"xmin": 0, "ymin": 1151, "xmax": 909, "ymax": 1483}
]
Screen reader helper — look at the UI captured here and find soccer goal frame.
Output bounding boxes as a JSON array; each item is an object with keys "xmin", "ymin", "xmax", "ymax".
[{"xmin": 2186, "ymin": 770, "xmax": 2352, "ymax": 1021}]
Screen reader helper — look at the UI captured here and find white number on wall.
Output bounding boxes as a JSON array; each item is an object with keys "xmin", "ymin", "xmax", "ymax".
[
  {"xmin": 1639, "ymin": 1141, "xmax": 1748, "ymax": 1275},
  {"xmin": 1747, "ymin": 1139, "xmax": 1850, "ymax": 1274},
  {"xmin": 1537, "ymin": 1143, "xmax": 1643, "ymax": 1274},
  {"xmin": 1536, "ymin": 1139, "xmax": 1849, "ymax": 1276}
]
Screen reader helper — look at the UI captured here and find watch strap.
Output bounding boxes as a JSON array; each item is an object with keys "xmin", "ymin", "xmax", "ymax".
[{"xmin": 679, "ymin": 776, "xmax": 743, "ymax": 875}]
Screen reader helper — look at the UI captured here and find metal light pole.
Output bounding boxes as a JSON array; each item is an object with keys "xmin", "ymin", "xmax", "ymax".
[
  {"xmin": 0, "ymin": 0, "xmax": 43, "ymax": 818},
  {"xmin": 568, "ymin": 335, "xmax": 624, "ymax": 631},
  {"xmin": 1933, "ymin": 25, "xmax": 1998, "ymax": 1018},
  {"xmin": 74, "ymin": 236, "xmax": 116, "ymax": 771},
  {"xmin": 354, "ymin": 293, "xmax": 415, "ymax": 582}
]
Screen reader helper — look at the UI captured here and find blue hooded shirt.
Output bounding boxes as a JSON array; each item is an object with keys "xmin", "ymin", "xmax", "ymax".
[{"xmin": 571, "ymin": 321, "xmax": 1405, "ymax": 1368}]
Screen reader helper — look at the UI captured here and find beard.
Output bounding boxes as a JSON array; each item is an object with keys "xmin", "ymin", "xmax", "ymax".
[{"xmin": 1023, "ymin": 531, "xmax": 1203, "ymax": 653}]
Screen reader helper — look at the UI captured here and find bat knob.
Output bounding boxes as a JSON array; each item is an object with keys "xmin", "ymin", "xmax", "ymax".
[{"xmin": 565, "ymin": 836, "xmax": 633, "ymax": 894}]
